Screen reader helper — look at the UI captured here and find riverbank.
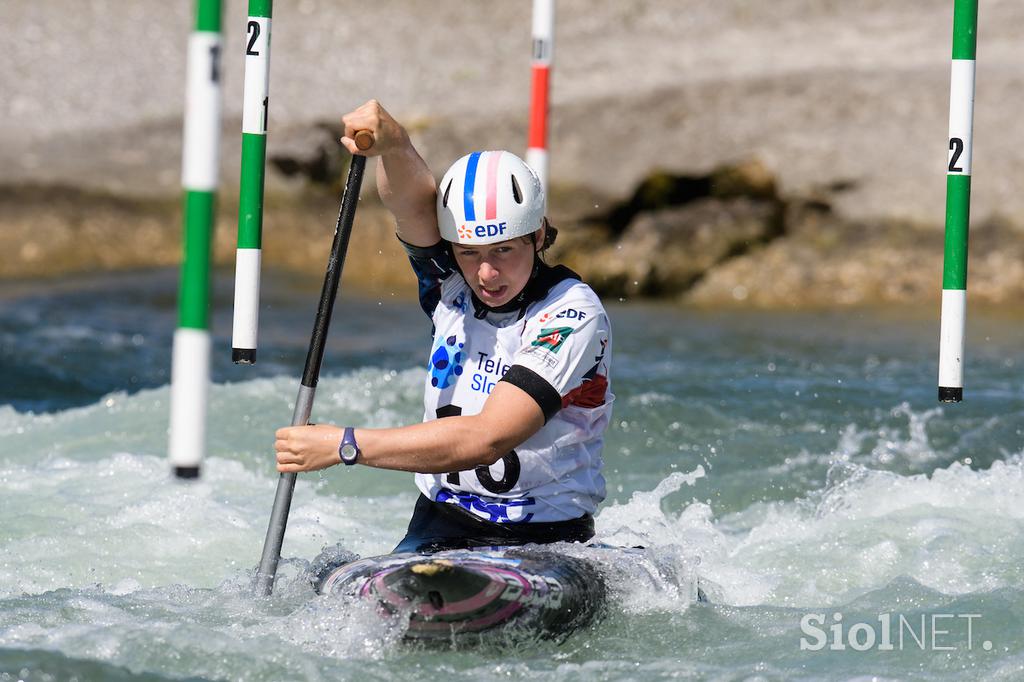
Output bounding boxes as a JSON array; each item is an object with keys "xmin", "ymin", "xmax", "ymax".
[{"xmin": 4, "ymin": 170, "xmax": 1022, "ymax": 309}]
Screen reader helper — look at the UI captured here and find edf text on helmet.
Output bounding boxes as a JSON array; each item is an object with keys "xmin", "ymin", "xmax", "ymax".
[{"xmin": 472, "ymin": 222, "xmax": 508, "ymax": 238}]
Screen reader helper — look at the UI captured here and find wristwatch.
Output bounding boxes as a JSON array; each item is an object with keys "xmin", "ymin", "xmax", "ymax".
[{"xmin": 338, "ymin": 427, "xmax": 360, "ymax": 465}]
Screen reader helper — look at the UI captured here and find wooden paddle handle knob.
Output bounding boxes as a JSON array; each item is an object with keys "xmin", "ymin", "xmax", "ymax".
[{"xmin": 353, "ymin": 130, "xmax": 375, "ymax": 151}]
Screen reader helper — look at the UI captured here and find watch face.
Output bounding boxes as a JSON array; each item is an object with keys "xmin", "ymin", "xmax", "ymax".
[{"xmin": 340, "ymin": 443, "xmax": 358, "ymax": 463}]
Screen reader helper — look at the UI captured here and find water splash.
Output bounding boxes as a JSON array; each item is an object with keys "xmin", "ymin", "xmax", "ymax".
[
  {"xmin": 705, "ymin": 457, "xmax": 1024, "ymax": 608},
  {"xmin": 567, "ymin": 468, "xmax": 709, "ymax": 613},
  {"xmin": 832, "ymin": 402, "xmax": 944, "ymax": 467}
]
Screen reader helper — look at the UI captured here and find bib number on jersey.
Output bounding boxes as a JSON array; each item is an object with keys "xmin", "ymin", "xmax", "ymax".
[{"xmin": 436, "ymin": 404, "xmax": 522, "ymax": 494}]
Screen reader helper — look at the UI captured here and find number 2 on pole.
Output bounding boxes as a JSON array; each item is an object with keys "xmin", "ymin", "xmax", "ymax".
[
  {"xmin": 948, "ymin": 137, "xmax": 965, "ymax": 172},
  {"xmin": 246, "ymin": 21, "xmax": 261, "ymax": 56}
]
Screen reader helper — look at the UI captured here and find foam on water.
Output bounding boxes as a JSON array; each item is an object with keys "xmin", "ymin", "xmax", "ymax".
[
  {"xmin": 3, "ymin": 380, "xmax": 1021, "ymax": 595},
  {"xmin": 0, "ymin": 371, "xmax": 431, "ymax": 600},
  {"xmin": 714, "ymin": 455, "xmax": 1024, "ymax": 603},
  {"xmin": 0, "ymin": 448, "xmax": 415, "ymax": 596},
  {"xmin": 586, "ymin": 431, "xmax": 1024, "ymax": 613}
]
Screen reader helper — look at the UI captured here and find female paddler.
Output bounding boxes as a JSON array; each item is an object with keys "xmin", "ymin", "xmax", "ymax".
[{"xmin": 274, "ymin": 100, "xmax": 614, "ymax": 553}]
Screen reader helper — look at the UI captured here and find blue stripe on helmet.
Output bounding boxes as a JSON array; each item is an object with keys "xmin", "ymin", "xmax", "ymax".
[{"xmin": 463, "ymin": 151, "xmax": 481, "ymax": 222}]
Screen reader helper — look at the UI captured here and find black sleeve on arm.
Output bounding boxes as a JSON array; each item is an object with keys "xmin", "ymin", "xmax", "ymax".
[
  {"xmin": 500, "ymin": 365, "xmax": 562, "ymax": 424},
  {"xmin": 399, "ymin": 237, "xmax": 449, "ymax": 262},
  {"xmin": 398, "ymin": 236, "xmax": 456, "ymax": 317}
]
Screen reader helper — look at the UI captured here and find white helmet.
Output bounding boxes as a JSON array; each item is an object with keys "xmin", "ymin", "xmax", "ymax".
[{"xmin": 436, "ymin": 150, "xmax": 545, "ymax": 245}]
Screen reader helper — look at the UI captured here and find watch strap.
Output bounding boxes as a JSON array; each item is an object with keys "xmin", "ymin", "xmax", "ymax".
[{"xmin": 338, "ymin": 426, "xmax": 360, "ymax": 465}]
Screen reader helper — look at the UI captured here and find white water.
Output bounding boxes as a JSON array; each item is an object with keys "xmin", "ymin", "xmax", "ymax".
[
  {"xmin": 3, "ymin": 285, "xmax": 1024, "ymax": 680},
  {"xmin": 2, "ymin": 373, "xmax": 1023, "ymax": 680}
]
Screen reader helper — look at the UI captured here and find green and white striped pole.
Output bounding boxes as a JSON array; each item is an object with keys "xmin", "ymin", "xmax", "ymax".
[
  {"xmin": 169, "ymin": 0, "xmax": 223, "ymax": 479},
  {"xmin": 938, "ymin": 0, "xmax": 977, "ymax": 403},
  {"xmin": 232, "ymin": 0, "xmax": 273, "ymax": 365}
]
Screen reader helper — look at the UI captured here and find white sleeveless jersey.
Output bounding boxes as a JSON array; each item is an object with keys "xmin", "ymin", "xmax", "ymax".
[{"xmin": 415, "ymin": 273, "xmax": 613, "ymax": 523}]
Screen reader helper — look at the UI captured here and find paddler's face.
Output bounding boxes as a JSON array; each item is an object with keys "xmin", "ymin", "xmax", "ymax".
[{"xmin": 453, "ymin": 230, "xmax": 542, "ymax": 308}]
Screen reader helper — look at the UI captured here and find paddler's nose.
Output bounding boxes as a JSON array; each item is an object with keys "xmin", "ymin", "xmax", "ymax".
[{"xmin": 478, "ymin": 261, "xmax": 499, "ymax": 284}]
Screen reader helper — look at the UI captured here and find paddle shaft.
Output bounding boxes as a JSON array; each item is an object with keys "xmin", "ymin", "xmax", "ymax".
[{"xmin": 254, "ymin": 148, "xmax": 369, "ymax": 596}]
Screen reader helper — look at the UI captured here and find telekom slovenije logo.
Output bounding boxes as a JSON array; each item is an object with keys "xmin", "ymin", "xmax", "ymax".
[{"xmin": 428, "ymin": 334, "xmax": 465, "ymax": 388}]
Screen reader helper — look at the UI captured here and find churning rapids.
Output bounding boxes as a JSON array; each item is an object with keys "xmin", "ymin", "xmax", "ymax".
[{"xmin": 1, "ymin": 269, "xmax": 1022, "ymax": 681}]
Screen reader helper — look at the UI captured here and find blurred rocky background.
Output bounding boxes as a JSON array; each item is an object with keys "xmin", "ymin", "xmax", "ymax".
[{"xmin": 3, "ymin": 0, "xmax": 1023, "ymax": 307}]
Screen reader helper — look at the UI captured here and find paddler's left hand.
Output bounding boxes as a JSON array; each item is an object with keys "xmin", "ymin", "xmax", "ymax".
[{"xmin": 274, "ymin": 424, "xmax": 345, "ymax": 473}]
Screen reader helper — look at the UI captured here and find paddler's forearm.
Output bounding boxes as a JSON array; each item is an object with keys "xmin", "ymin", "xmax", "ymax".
[
  {"xmin": 340, "ymin": 100, "xmax": 438, "ymax": 246},
  {"xmin": 275, "ymin": 384, "xmax": 544, "ymax": 475},
  {"xmin": 376, "ymin": 143, "xmax": 439, "ymax": 248},
  {"xmin": 356, "ymin": 415, "xmax": 511, "ymax": 473},
  {"xmin": 356, "ymin": 383, "xmax": 546, "ymax": 473},
  {"xmin": 274, "ymin": 419, "xmax": 498, "ymax": 475}
]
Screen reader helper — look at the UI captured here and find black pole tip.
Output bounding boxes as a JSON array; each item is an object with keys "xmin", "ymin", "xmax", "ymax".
[
  {"xmin": 938, "ymin": 386, "xmax": 963, "ymax": 403},
  {"xmin": 232, "ymin": 348, "xmax": 256, "ymax": 365},
  {"xmin": 174, "ymin": 466, "xmax": 201, "ymax": 479}
]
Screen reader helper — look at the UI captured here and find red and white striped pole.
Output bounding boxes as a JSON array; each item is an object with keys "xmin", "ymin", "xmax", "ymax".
[{"xmin": 526, "ymin": 0, "xmax": 554, "ymax": 203}]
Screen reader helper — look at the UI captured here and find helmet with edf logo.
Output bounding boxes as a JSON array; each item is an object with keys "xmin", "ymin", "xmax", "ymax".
[{"xmin": 437, "ymin": 150, "xmax": 545, "ymax": 245}]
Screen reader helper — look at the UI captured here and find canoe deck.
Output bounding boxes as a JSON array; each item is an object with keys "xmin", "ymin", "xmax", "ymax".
[{"xmin": 316, "ymin": 547, "xmax": 607, "ymax": 643}]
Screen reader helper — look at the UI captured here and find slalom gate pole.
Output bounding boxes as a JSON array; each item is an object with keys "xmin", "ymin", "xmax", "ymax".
[
  {"xmin": 232, "ymin": 0, "xmax": 274, "ymax": 364},
  {"xmin": 937, "ymin": 0, "xmax": 978, "ymax": 403},
  {"xmin": 526, "ymin": 0, "xmax": 554, "ymax": 201},
  {"xmin": 169, "ymin": 0, "xmax": 223, "ymax": 479},
  {"xmin": 254, "ymin": 131, "xmax": 374, "ymax": 596}
]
